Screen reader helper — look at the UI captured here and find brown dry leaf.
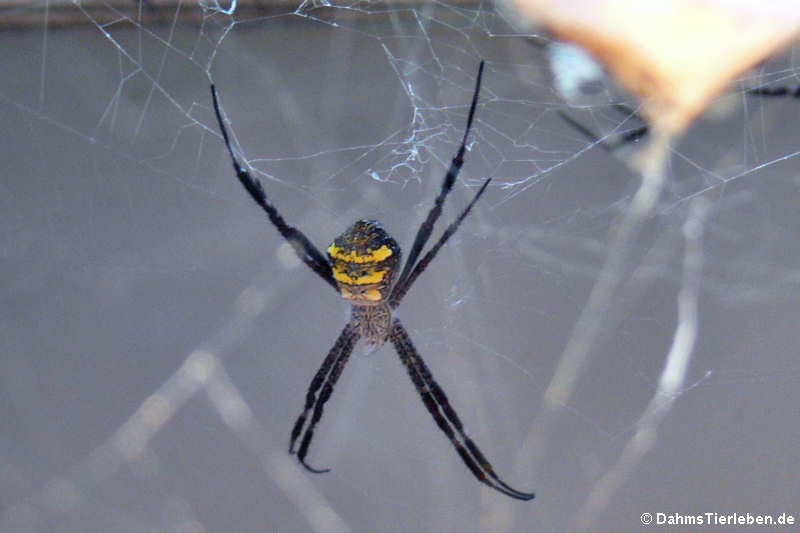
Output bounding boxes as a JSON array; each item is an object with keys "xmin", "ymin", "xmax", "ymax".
[{"xmin": 505, "ymin": 0, "xmax": 800, "ymax": 135}]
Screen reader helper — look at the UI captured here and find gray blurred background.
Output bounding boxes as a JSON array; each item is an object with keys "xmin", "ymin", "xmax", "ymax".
[{"xmin": 1, "ymin": 2, "xmax": 799, "ymax": 532}]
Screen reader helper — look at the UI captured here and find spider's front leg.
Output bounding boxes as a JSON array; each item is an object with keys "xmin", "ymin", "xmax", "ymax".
[
  {"xmin": 289, "ymin": 323, "xmax": 361, "ymax": 473},
  {"xmin": 389, "ymin": 318, "xmax": 534, "ymax": 500}
]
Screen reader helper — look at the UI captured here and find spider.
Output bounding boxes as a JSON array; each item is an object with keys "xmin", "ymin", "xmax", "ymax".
[
  {"xmin": 210, "ymin": 61, "xmax": 534, "ymax": 501},
  {"xmin": 558, "ymin": 83, "xmax": 800, "ymax": 155}
]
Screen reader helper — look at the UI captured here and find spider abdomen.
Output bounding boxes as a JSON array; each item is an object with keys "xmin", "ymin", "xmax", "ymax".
[{"xmin": 327, "ymin": 219, "xmax": 401, "ymax": 305}]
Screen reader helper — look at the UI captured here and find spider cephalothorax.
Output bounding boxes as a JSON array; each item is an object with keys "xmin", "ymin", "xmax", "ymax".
[
  {"xmin": 350, "ymin": 304, "xmax": 392, "ymax": 345},
  {"xmin": 211, "ymin": 61, "xmax": 534, "ymax": 500}
]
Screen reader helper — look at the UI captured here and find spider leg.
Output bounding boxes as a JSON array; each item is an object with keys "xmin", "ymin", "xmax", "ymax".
[
  {"xmin": 395, "ymin": 61, "xmax": 485, "ymax": 290},
  {"xmin": 747, "ymin": 85, "xmax": 800, "ymax": 98},
  {"xmin": 290, "ymin": 323, "xmax": 361, "ymax": 473},
  {"xmin": 210, "ymin": 85, "xmax": 338, "ymax": 291},
  {"xmin": 557, "ymin": 107, "xmax": 649, "ymax": 153},
  {"xmin": 390, "ymin": 178, "xmax": 490, "ymax": 308},
  {"xmin": 389, "ymin": 319, "xmax": 534, "ymax": 501},
  {"xmin": 289, "ymin": 323, "xmax": 355, "ymax": 453}
]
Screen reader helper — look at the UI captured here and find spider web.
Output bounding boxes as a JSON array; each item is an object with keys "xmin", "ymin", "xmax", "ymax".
[{"xmin": 2, "ymin": 2, "xmax": 799, "ymax": 532}]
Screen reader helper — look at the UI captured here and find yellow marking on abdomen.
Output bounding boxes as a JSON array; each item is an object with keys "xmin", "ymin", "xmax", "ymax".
[
  {"xmin": 328, "ymin": 243, "xmax": 393, "ymax": 263},
  {"xmin": 341, "ymin": 287, "xmax": 383, "ymax": 302},
  {"xmin": 332, "ymin": 267, "xmax": 389, "ymax": 285}
]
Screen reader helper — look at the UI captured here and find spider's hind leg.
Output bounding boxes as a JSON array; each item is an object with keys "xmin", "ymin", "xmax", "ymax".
[
  {"xmin": 394, "ymin": 60, "xmax": 485, "ymax": 291},
  {"xmin": 210, "ymin": 84, "xmax": 338, "ymax": 291}
]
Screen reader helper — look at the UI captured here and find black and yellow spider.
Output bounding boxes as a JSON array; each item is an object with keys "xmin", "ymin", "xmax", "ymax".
[{"xmin": 210, "ymin": 62, "xmax": 534, "ymax": 501}]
